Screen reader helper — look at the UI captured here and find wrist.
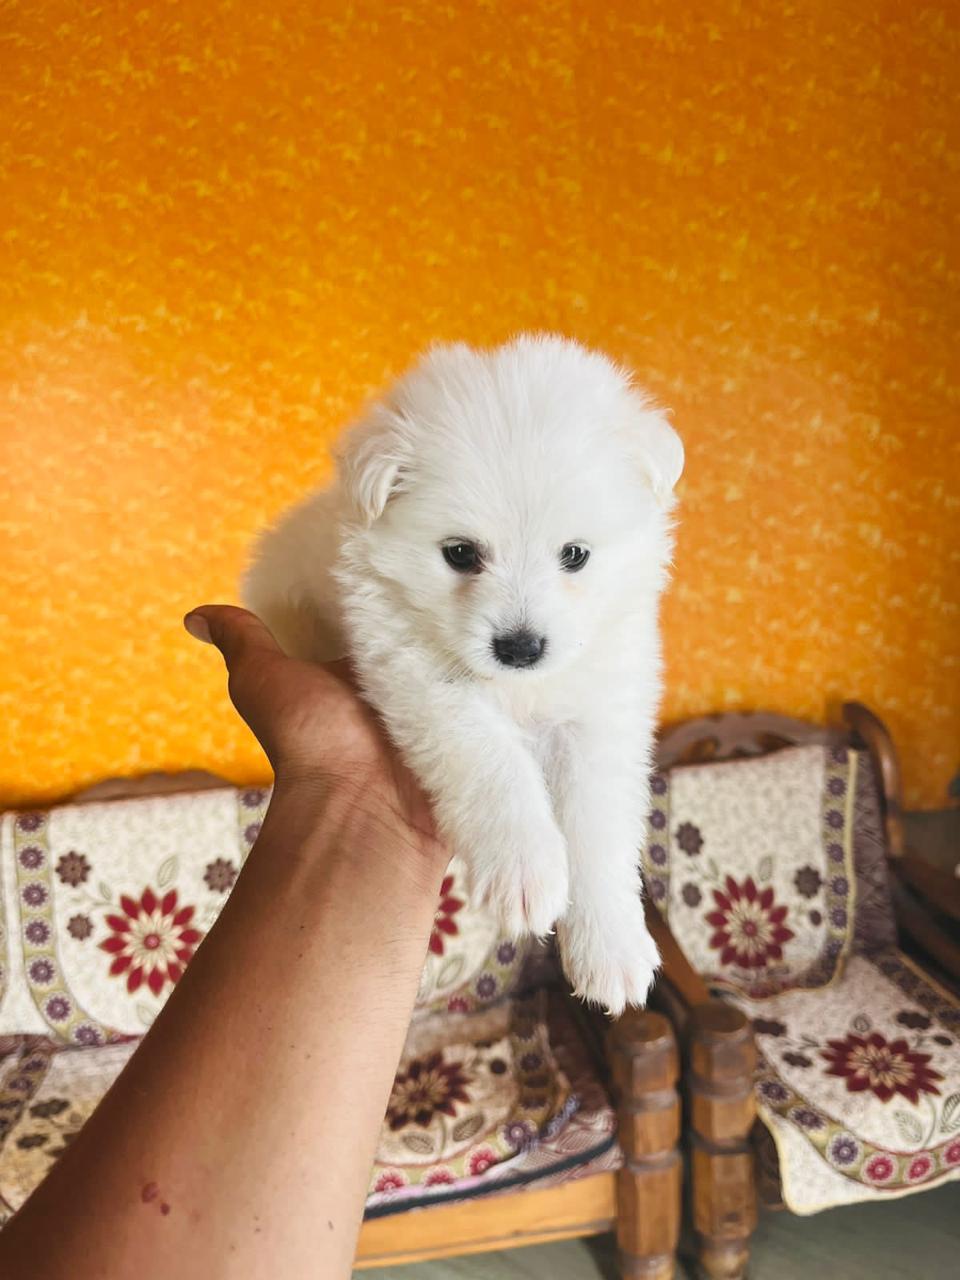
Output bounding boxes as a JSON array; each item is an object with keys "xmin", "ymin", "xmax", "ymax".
[{"xmin": 263, "ymin": 771, "xmax": 449, "ymax": 900}]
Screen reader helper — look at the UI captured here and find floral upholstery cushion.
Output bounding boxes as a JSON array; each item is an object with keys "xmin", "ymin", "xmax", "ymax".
[
  {"xmin": 0, "ymin": 782, "xmax": 611, "ymax": 1225},
  {"xmin": 729, "ymin": 950, "xmax": 960, "ymax": 1214},
  {"xmin": 0, "ymin": 1035, "xmax": 138, "ymax": 1220},
  {"xmin": 639, "ymin": 740, "xmax": 947, "ymax": 1213},
  {"xmin": 0, "ymin": 788, "xmax": 529, "ymax": 1038},
  {"xmin": 641, "ymin": 744, "xmax": 865, "ymax": 997},
  {"xmin": 366, "ymin": 990, "xmax": 618, "ymax": 1215},
  {"xmin": 414, "ymin": 858, "xmax": 530, "ymax": 1017},
  {"xmin": 0, "ymin": 789, "xmax": 270, "ymax": 1042},
  {"xmin": 0, "ymin": 991, "xmax": 618, "ymax": 1224}
]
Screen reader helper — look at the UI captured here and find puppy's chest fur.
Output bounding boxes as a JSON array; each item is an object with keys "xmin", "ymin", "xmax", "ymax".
[{"xmin": 488, "ymin": 675, "xmax": 583, "ymax": 743}]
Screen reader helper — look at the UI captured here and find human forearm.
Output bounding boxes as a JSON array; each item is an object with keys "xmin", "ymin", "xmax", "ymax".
[{"xmin": 0, "ymin": 780, "xmax": 446, "ymax": 1279}]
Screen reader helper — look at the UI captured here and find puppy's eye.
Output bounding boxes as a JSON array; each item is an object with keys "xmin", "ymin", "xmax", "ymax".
[
  {"xmin": 560, "ymin": 543, "xmax": 590, "ymax": 573},
  {"xmin": 442, "ymin": 541, "xmax": 482, "ymax": 573}
]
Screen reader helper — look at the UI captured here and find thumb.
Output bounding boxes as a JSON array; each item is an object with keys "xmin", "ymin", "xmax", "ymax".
[{"xmin": 183, "ymin": 605, "xmax": 284, "ymax": 671}]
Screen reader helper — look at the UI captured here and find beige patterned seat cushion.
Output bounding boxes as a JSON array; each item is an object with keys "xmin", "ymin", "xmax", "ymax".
[
  {"xmin": 0, "ymin": 990, "xmax": 618, "ymax": 1223},
  {"xmin": 0, "ymin": 787, "xmax": 529, "ymax": 1039},
  {"xmin": 730, "ymin": 950, "xmax": 960, "ymax": 1214},
  {"xmin": 366, "ymin": 990, "xmax": 619, "ymax": 1215}
]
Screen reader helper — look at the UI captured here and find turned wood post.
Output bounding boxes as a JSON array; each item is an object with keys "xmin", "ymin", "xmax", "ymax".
[
  {"xmin": 688, "ymin": 1001, "xmax": 758, "ymax": 1280},
  {"xmin": 608, "ymin": 1010, "xmax": 681, "ymax": 1280}
]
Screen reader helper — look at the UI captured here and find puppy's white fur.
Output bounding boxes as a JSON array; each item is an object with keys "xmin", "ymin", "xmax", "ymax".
[{"xmin": 243, "ymin": 335, "xmax": 682, "ymax": 1014}]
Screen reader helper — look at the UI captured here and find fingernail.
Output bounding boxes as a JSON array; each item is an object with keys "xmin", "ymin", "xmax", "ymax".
[{"xmin": 183, "ymin": 612, "xmax": 212, "ymax": 645}]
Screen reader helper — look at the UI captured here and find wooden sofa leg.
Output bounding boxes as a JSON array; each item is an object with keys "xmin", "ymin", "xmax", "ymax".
[
  {"xmin": 609, "ymin": 1010, "xmax": 681, "ymax": 1280},
  {"xmin": 688, "ymin": 1002, "xmax": 758, "ymax": 1280}
]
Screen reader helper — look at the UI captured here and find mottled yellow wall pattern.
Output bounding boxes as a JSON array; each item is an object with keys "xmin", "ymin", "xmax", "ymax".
[{"xmin": 1, "ymin": 1, "xmax": 958, "ymax": 807}]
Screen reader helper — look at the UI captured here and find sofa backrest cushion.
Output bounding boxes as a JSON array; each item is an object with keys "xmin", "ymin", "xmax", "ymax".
[
  {"xmin": 1, "ymin": 786, "xmax": 529, "ymax": 1042},
  {"xmin": 640, "ymin": 744, "xmax": 896, "ymax": 999}
]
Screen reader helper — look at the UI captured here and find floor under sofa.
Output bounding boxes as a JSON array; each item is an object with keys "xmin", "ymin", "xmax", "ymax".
[{"xmin": 358, "ymin": 1180, "xmax": 959, "ymax": 1279}]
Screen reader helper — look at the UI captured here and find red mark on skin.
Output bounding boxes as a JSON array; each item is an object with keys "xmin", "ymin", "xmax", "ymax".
[{"xmin": 141, "ymin": 1182, "xmax": 171, "ymax": 1215}]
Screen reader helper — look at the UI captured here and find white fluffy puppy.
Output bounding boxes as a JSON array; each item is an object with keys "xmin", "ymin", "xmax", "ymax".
[{"xmin": 243, "ymin": 335, "xmax": 683, "ymax": 1014}]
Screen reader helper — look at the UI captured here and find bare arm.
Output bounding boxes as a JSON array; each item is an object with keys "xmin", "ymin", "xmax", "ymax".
[{"xmin": 0, "ymin": 606, "xmax": 449, "ymax": 1280}]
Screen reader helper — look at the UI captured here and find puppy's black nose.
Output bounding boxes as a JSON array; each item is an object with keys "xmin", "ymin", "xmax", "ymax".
[{"xmin": 493, "ymin": 630, "xmax": 546, "ymax": 668}]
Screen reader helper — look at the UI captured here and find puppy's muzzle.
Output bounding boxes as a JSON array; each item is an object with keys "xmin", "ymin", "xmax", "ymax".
[{"xmin": 492, "ymin": 630, "xmax": 546, "ymax": 669}]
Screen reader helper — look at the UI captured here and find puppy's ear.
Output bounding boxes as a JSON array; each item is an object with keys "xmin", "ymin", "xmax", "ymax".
[
  {"xmin": 625, "ymin": 391, "xmax": 684, "ymax": 506},
  {"xmin": 335, "ymin": 400, "xmax": 413, "ymax": 527}
]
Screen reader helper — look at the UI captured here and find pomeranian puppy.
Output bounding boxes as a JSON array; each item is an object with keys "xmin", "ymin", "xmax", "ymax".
[{"xmin": 243, "ymin": 335, "xmax": 683, "ymax": 1013}]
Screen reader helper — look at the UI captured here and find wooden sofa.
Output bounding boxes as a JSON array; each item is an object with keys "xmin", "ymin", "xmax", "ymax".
[{"xmin": 646, "ymin": 701, "xmax": 960, "ymax": 1280}]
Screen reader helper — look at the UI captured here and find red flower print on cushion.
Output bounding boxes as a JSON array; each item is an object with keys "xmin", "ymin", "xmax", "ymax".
[
  {"xmin": 429, "ymin": 875, "xmax": 464, "ymax": 957},
  {"xmin": 468, "ymin": 1146, "xmax": 497, "ymax": 1176},
  {"xmin": 373, "ymin": 1170, "xmax": 407, "ymax": 1194},
  {"xmin": 907, "ymin": 1155, "xmax": 933, "ymax": 1182},
  {"xmin": 943, "ymin": 1140, "xmax": 960, "ymax": 1167},
  {"xmin": 424, "ymin": 1168, "xmax": 456, "ymax": 1186},
  {"xmin": 99, "ymin": 888, "xmax": 203, "ymax": 996},
  {"xmin": 821, "ymin": 1031, "xmax": 943, "ymax": 1105},
  {"xmin": 706, "ymin": 876, "xmax": 795, "ymax": 969},
  {"xmin": 387, "ymin": 1052, "xmax": 471, "ymax": 1130},
  {"xmin": 863, "ymin": 1153, "xmax": 896, "ymax": 1183}
]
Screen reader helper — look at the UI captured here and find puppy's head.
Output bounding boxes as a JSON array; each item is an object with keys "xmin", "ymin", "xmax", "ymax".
[{"xmin": 337, "ymin": 335, "xmax": 683, "ymax": 680}]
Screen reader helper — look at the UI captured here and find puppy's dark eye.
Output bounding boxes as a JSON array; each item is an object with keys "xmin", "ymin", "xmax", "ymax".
[
  {"xmin": 560, "ymin": 543, "xmax": 590, "ymax": 573},
  {"xmin": 442, "ymin": 541, "xmax": 481, "ymax": 573}
]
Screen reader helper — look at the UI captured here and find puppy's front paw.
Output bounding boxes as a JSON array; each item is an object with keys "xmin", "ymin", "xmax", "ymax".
[
  {"xmin": 558, "ymin": 900, "xmax": 661, "ymax": 1017},
  {"xmin": 469, "ymin": 818, "xmax": 569, "ymax": 939}
]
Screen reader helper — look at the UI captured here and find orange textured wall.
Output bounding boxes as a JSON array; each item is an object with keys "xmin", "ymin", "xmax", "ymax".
[{"xmin": 1, "ymin": 1, "xmax": 958, "ymax": 808}]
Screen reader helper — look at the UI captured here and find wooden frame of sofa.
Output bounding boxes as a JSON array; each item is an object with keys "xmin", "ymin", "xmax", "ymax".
[{"xmin": 648, "ymin": 700, "xmax": 960, "ymax": 1280}]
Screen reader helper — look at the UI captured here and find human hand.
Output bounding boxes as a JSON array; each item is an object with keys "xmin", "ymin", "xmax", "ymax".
[{"xmin": 183, "ymin": 605, "xmax": 446, "ymax": 867}]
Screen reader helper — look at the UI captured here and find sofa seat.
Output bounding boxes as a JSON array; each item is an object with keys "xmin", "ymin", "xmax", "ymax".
[
  {"xmin": 0, "ymin": 986, "xmax": 619, "ymax": 1223},
  {"xmin": 726, "ymin": 948, "xmax": 960, "ymax": 1214},
  {"xmin": 0, "ymin": 786, "xmax": 619, "ymax": 1225}
]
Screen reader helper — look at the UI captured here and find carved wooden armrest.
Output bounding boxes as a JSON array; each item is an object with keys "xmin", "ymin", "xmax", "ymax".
[
  {"xmin": 841, "ymin": 701, "xmax": 906, "ymax": 857},
  {"xmin": 839, "ymin": 701, "xmax": 959, "ymax": 983},
  {"xmin": 646, "ymin": 903, "xmax": 712, "ymax": 1014},
  {"xmin": 893, "ymin": 854, "xmax": 960, "ymax": 925},
  {"xmin": 687, "ymin": 1002, "xmax": 758, "ymax": 1280},
  {"xmin": 607, "ymin": 1010, "xmax": 681, "ymax": 1280},
  {"xmin": 888, "ymin": 871, "xmax": 960, "ymax": 985}
]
